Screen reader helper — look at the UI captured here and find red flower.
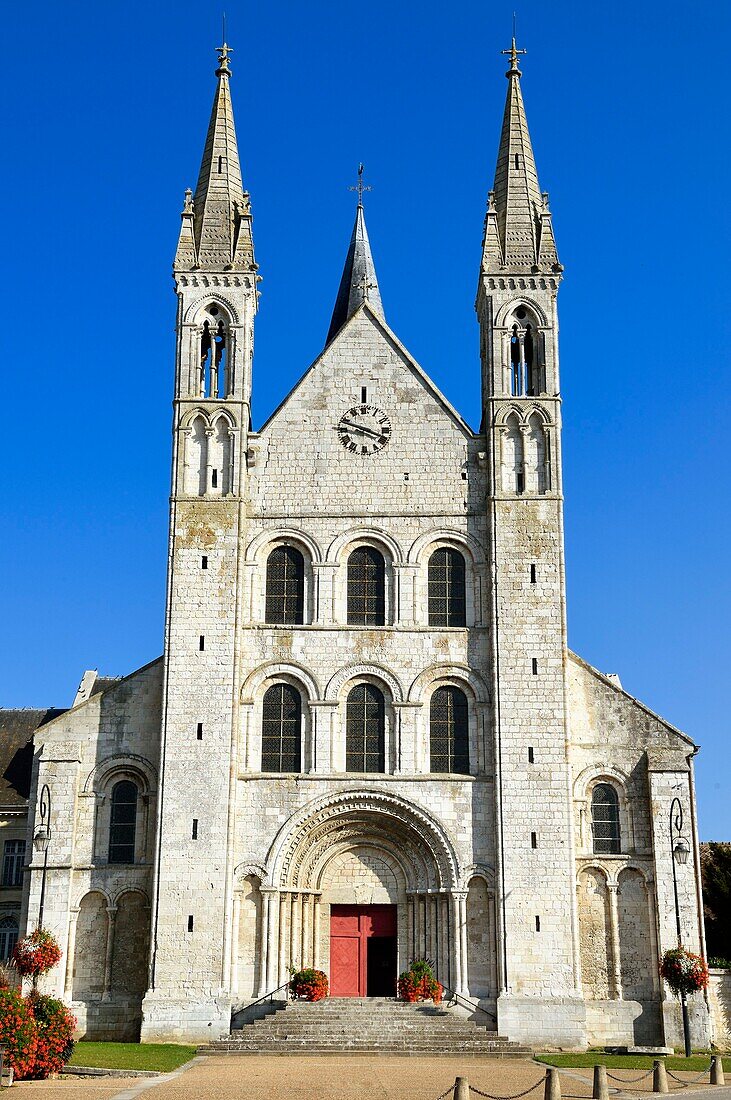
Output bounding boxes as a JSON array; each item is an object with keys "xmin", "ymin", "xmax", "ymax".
[
  {"xmin": 660, "ymin": 948, "xmax": 710, "ymax": 997},
  {"xmin": 11, "ymin": 929, "xmax": 62, "ymax": 979},
  {"xmin": 290, "ymin": 969, "xmax": 329, "ymax": 1001}
]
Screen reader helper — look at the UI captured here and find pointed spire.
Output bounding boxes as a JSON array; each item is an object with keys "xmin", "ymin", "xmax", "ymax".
[
  {"xmin": 482, "ymin": 34, "xmax": 560, "ymax": 273},
  {"xmin": 326, "ymin": 166, "xmax": 384, "ymax": 345},
  {"xmin": 175, "ymin": 42, "xmax": 255, "ymax": 271}
]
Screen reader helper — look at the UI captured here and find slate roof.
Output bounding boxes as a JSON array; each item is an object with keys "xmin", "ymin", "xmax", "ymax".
[
  {"xmin": 326, "ymin": 202, "xmax": 384, "ymax": 346},
  {"xmin": 0, "ymin": 709, "xmax": 66, "ymax": 809}
]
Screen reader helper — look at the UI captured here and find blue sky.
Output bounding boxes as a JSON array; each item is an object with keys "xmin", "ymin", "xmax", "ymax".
[{"xmin": 1, "ymin": 1, "xmax": 729, "ymax": 839}]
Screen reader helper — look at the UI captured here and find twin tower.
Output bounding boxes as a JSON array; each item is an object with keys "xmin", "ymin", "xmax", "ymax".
[{"xmin": 141, "ymin": 38, "xmax": 580, "ymax": 1042}]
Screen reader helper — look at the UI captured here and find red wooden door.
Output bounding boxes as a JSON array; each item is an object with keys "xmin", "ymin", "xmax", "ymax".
[{"xmin": 329, "ymin": 905, "xmax": 397, "ymax": 997}]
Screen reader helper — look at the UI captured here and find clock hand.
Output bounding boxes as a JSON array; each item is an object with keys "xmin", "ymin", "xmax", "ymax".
[{"xmin": 341, "ymin": 420, "xmax": 383, "ymax": 441}]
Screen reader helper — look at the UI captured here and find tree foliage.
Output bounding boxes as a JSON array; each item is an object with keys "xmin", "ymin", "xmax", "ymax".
[{"xmin": 700, "ymin": 842, "xmax": 731, "ymax": 960}]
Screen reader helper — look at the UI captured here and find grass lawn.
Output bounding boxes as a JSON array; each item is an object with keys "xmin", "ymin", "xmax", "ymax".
[
  {"xmin": 68, "ymin": 1043, "xmax": 197, "ymax": 1072},
  {"xmin": 536, "ymin": 1053, "xmax": 723, "ymax": 1072}
]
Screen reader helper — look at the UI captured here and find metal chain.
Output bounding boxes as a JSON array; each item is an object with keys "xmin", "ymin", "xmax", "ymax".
[
  {"xmin": 667, "ymin": 1064, "xmax": 712, "ymax": 1086},
  {"xmin": 469, "ymin": 1076, "xmax": 546, "ymax": 1100},
  {"xmin": 606, "ymin": 1069, "xmax": 655, "ymax": 1083},
  {"xmin": 433, "ymin": 1087, "xmax": 456, "ymax": 1100}
]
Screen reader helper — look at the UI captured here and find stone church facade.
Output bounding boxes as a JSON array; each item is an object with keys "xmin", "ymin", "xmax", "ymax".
[{"xmin": 9, "ymin": 41, "xmax": 710, "ymax": 1048}]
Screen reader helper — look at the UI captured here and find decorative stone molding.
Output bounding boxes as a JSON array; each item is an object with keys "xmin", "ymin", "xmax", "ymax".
[
  {"xmin": 266, "ymin": 788, "xmax": 460, "ymax": 892},
  {"xmin": 324, "ymin": 663, "xmax": 404, "ymax": 702}
]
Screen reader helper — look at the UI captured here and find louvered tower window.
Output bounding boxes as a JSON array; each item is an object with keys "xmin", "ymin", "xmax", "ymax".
[
  {"xmin": 108, "ymin": 781, "xmax": 138, "ymax": 864},
  {"xmin": 346, "ymin": 684, "xmax": 385, "ymax": 773},
  {"xmin": 347, "ymin": 547, "xmax": 385, "ymax": 625},
  {"xmin": 261, "ymin": 683, "xmax": 301, "ymax": 773},
  {"xmin": 428, "ymin": 548, "xmax": 466, "ymax": 627},
  {"xmin": 591, "ymin": 784, "xmax": 621, "ymax": 854},
  {"xmin": 430, "ymin": 686, "xmax": 470, "ymax": 774},
  {"xmin": 265, "ymin": 546, "xmax": 305, "ymax": 624}
]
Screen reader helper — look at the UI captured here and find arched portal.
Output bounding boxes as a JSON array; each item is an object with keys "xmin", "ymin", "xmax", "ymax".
[{"xmin": 251, "ymin": 790, "xmax": 476, "ymax": 998}]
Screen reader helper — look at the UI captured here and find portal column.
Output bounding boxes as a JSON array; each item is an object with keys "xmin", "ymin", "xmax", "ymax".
[
  {"xmin": 301, "ymin": 894, "xmax": 311, "ymax": 969},
  {"xmin": 278, "ymin": 893, "xmax": 288, "ymax": 985},
  {"xmin": 258, "ymin": 889, "xmax": 271, "ymax": 997},
  {"xmin": 406, "ymin": 894, "xmax": 415, "ymax": 962},
  {"xmin": 290, "ymin": 893, "xmax": 300, "ymax": 971},
  {"xmin": 313, "ymin": 895, "xmax": 322, "ymax": 969},
  {"xmin": 459, "ymin": 892, "xmax": 469, "ymax": 996},
  {"xmin": 451, "ymin": 891, "xmax": 468, "ymax": 995}
]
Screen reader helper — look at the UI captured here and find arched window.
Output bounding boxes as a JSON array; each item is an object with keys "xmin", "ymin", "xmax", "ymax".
[
  {"xmin": 346, "ymin": 684, "xmax": 385, "ymax": 773},
  {"xmin": 261, "ymin": 684, "xmax": 302, "ymax": 773},
  {"xmin": 428, "ymin": 548, "xmax": 466, "ymax": 627},
  {"xmin": 108, "ymin": 781, "xmax": 138, "ymax": 864},
  {"xmin": 507, "ymin": 306, "xmax": 545, "ymax": 396},
  {"xmin": 265, "ymin": 546, "xmax": 305, "ymax": 624},
  {"xmin": 591, "ymin": 784, "xmax": 621, "ymax": 854},
  {"xmin": 0, "ymin": 916, "xmax": 19, "ymax": 961},
  {"xmin": 199, "ymin": 305, "xmax": 228, "ymax": 398},
  {"xmin": 347, "ymin": 547, "xmax": 385, "ymax": 626},
  {"xmin": 430, "ymin": 686, "xmax": 469, "ymax": 774}
]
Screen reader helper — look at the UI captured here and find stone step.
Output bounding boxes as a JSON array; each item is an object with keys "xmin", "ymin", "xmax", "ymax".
[
  {"xmin": 203, "ymin": 1046, "xmax": 532, "ymax": 1057},
  {"xmin": 204, "ymin": 996, "xmax": 526, "ymax": 1058}
]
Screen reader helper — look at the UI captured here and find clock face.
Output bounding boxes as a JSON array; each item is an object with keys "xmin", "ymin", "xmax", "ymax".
[{"xmin": 337, "ymin": 404, "xmax": 391, "ymax": 455}]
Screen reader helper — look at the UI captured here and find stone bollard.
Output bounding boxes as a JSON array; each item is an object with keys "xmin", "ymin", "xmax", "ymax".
[
  {"xmin": 653, "ymin": 1059, "xmax": 668, "ymax": 1094},
  {"xmin": 544, "ymin": 1066, "xmax": 562, "ymax": 1100},
  {"xmin": 455, "ymin": 1077, "xmax": 470, "ymax": 1100},
  {"xmin": 710, "ymin": 1056, "xmax": 725, "ymax": 1086},
  {"xmin": 592, "ymin": 1063, "xmax": 609, "ymax": 1100}
]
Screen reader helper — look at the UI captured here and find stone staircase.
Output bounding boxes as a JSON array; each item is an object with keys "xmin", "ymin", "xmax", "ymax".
[{"xmin": 200, "ymin": 997, "xmax": 532, "ymax": 1056}]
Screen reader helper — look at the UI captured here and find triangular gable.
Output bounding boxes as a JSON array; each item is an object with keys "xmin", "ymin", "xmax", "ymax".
[
  {"xmin": 31, "ymin": 656, "xmax": 164, "ymax": 739},
  {"xmin": 568, "ymin": 650, "xmax": 696, "ymax": 749},
  {"xmin": 257, "ymin": 303, "xmax": 475, "ymax": 439}
]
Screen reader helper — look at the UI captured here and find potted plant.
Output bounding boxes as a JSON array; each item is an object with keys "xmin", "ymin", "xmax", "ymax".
[
  {"xmin": 397, "ymin": 959, "xmax": 442, "ymax": 1005},
  {"xmin": 289, "ymin": 967, "xmax": 329, "ymax": 1001}
]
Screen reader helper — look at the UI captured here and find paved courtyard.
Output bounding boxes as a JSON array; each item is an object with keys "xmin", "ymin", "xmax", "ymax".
[{"xmin": 7, "ymin": 1056, "xmax": 730, "ymax": 1100}]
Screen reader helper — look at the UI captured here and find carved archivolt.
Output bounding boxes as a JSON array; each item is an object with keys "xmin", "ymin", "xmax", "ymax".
[
  {"xmin": 494, "ymin": 296, "xmax": 549, "ymax": 327},
  {"xmin": 183, "ymin": 292, "xmax": 240, "ymax": 325},
  {"xmin": 325, "ymin": 663, "xmax": 403, "ymax": 702},
  {"xmin": 265, "ymin": 788, "xmax": 459, "ymax": 891},
  {"xmin": 459, "ymin": 862, "xmax": 496, "ymax": 891},
  {"xmin": 234, "ymin": 861, "xmax": 268, "ymax": 886}
]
